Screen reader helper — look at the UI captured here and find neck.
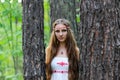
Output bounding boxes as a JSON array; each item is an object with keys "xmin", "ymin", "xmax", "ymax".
[
  {"xmin": 59, "ymin": 42, "xmax": 65, "ymax": 48},
  {"xmin": 58, "ymin": 43, "xmax": 67, "ymax": 56}
]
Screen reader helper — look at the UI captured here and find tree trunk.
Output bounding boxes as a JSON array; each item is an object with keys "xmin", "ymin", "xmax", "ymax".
[
  {"xmin": 79, "ymin": 0, "xmax": 120, "ymax": 80},
  {"xmin": 50, "ymin": 0, "xmax": 78, "ymax": 36},
  {"xmin": 22, "ymin": 0, "xmax": 45, "ymax": 80}
]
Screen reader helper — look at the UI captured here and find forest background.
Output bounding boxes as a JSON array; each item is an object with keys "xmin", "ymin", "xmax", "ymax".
[
  {"xmin": 0, "ymin": 0, "xmax": 50, "ymax": 80},
  {"xmin": 0, "ymin": 0, "xmax": 120, "ymax": 80}
]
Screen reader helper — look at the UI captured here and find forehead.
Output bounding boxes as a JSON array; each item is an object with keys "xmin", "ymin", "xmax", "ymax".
[{"xmin": 54, "ymin": 24, "xmax": 67, "ymax": 30}]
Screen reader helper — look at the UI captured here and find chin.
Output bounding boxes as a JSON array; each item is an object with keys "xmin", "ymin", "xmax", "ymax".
[{"xmin": 59, "ymin": 40, "xmax": 65, "ymax": 43}]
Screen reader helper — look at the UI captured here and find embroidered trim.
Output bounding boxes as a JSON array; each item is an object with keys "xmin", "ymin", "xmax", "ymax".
[
  {"xmin": 57, "ymin": 62, "xmax": 68, "ymax": 66},
  {"xmin": 53, "ymin": 70, "xmax": 68, "ymax": 73}
]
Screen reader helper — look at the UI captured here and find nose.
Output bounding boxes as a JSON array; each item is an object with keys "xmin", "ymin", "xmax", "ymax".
[{"xmin": 59, "ymin": 31, "xmax": 63, "ymax": 35}]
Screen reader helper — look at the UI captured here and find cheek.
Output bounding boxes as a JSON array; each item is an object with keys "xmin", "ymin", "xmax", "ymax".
[
  {"xmin": 55, "ymin": 33, "xmax": 59, "ymax": 38},
  {"xmin": 65, "ymin": 32, "xmax": 68, "ymax": 36}
]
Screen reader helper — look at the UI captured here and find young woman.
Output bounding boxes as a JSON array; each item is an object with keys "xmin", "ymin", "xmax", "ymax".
[{"xmin": 45, "ymin": 19, "xmax": 79, "ymax": 80}]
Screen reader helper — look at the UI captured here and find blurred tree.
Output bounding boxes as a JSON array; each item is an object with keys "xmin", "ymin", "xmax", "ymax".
[
  {"xmin": 78, "ymin": 0, "xmax": 120, "ymax": 80},
  {"xmin": 22, "ymin": 0, "xmax": 45, "ymax": 80},
  {"xmin": 50, "ymin": 0, "xmax": 78, "ymax": 37}
]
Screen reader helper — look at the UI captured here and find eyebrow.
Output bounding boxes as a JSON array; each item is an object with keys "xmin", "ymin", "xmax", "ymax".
[
  {"xmin": 55, "ymin": 28, "xmax": 67, "ymax": 30},
  {"xmin": 55, "ymin": 27, "xmax": 67, "ymax": 30}
]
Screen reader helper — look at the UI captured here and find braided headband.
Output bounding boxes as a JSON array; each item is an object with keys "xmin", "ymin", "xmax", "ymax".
[{"xmin": 52, "ymin": 19, "xmax": 71, "ymax": 30}]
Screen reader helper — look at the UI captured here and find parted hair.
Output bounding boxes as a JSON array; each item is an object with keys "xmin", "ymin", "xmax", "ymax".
[{"xmin": 45, "ymin": 19, "xmax": 79, "ymax": 80}]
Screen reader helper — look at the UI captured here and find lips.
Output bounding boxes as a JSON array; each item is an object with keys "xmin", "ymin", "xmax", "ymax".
[{"xmin": 58, "ymin": 37, "xmax": 64, "ymax": 40}]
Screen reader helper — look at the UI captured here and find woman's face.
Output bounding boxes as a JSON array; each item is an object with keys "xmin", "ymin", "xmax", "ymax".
[{"xmin": 54, "ymin": 24, "xmax": 67, "ymax": 43}]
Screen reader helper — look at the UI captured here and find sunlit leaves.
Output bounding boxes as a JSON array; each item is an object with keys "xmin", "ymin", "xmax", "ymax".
[
  {"xmin": 1, "ymin": 0, "xmax": 5, "ymax": 3},
  {"xmin": 44, "ymin": 0, "xmax": 50, "ymax": 47},
  {"xmin": 0, "ymin": 0, "xmax": 23, "ymax": 80},
  {"xmin": 0, "ymin": 0, "xmax": 22, "ymax": 3}
]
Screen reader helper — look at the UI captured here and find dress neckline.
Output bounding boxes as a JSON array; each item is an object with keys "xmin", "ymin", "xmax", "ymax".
[{"xmin": 54, "ymin": 57, "xmax": 68, "ymax": 59}]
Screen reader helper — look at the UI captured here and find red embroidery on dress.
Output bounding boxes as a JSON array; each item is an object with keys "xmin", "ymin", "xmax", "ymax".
[
  {"xmin": 57, "ymin": 61, "xmax": 68, "ymax": 66},
  {"xmin": 53, "ymin": 70, "xmax": 68, "ymax": 73}
]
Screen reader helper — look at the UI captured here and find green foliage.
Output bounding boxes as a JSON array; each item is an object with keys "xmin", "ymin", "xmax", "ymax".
[
  {"xmin": 76, "ymin": 8, "xmax": 80, "ymax": 23},
  {"xmin": 0, "ymin": 0, "xmax": 23, "ymax": 80},
  {"xmin": 44, "ymin": 0, "xmax": 50, "ymax": 47},
  {"xmin": 0, "ymin": 0, "xmax": 50, "ymax": 80}
]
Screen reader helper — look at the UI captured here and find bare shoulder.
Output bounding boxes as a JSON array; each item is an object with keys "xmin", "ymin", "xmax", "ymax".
[
  {"xmin": 45, "ymin": 47, "xmax": 50, "ymax": 58},
  {"xmin": 45, "ymin": 46, "xmax": 50, "ymax": 53},
  {"xmin": 45, "ymin": 46, "xmax": 50, "ymax": 63},
  {"xmin": 76, "ymin": 47, "xmax": 80, "ymax": 60},
  {"xmin": 76, "ymin": 47, "xmax": 79, "ymax": 54}
]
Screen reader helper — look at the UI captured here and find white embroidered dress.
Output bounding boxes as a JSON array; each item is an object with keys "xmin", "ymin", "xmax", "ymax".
[{"xmin": 51, "ymin": 57, "xmax": 69, "ymax": 80}]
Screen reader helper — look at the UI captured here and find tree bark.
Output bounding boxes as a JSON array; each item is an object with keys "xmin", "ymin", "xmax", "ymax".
[
  {"xmin": 79, "ymin": 0, "xmax": 120, "ymax": 80},
  {"xmin": 50, "ymin": 0, "xmax": 78, "ymax": 36},
  {"xmin": 22, "ymin": 0, "xmax": 45, "ymax": 80}
]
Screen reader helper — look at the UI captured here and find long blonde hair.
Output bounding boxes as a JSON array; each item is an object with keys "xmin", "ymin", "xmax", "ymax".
[{"xmin": 45, "ymin": 19, "xmax": 79, "ymax": 80}]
